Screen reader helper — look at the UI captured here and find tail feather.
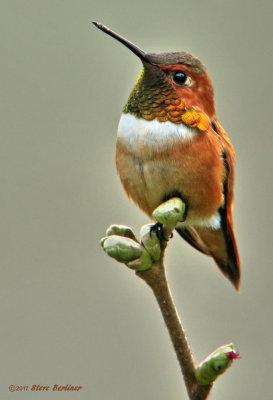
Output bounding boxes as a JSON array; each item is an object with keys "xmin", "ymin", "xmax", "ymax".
[{"xmin": 176, "ymin": 218, "xmax": 240, "ymax": 290}]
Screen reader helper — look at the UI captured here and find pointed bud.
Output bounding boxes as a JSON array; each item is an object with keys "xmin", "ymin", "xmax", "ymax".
[{"xmin": 195, "ymin": 343, "xmax": 240, "ymax": 385}]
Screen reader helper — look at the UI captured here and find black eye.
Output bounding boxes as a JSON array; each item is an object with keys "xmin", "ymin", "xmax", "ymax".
[{"xmin": 173, "ymin": 71, "xmax": 187, "ymax": 85}]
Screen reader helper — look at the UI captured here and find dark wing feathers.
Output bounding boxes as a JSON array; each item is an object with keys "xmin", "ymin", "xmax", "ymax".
[{"xmin": 176, "ymin": 120, "xmax": 240, "ymax": 289}]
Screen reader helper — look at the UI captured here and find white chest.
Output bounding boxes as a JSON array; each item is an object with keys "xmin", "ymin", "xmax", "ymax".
[{"xmin": 117, "ymin": 113, "xmax": 197, "ymax": 152}]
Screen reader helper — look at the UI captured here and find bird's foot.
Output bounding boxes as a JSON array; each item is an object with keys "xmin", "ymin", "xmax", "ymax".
[
  {"xmin": 100, "ymin": 198, "xmax": 186, "ymax": 271},
  {"xmin": 149, "ymin": 222, "xmax": 169, "ymax": 242}
]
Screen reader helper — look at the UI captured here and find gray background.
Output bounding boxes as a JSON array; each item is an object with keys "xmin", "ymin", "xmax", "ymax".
[{"xmin": 1, "ymin": 0, "xmax": 272, "ymax": 399}]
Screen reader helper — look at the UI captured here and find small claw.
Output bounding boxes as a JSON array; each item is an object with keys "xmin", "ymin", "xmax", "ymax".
[{"xmin": 150, "ymin": 222, "xmax": 169, "ymax": 242}]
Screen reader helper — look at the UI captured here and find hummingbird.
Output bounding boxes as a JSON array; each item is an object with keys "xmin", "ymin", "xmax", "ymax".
[{"xmin": 93, "ymin": 22, "xmax": 240, "ymax": 290}]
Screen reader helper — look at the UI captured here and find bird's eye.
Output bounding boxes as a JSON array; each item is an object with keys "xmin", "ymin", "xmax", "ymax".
[{"xmin": 172, "ymin": 71, "xmax": 192, "ymax": 86}]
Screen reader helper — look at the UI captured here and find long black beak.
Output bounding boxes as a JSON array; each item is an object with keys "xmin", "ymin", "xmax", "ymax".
[{"xmin": 92, "ymin": 22, "xmax": 157, "ymax": 66}]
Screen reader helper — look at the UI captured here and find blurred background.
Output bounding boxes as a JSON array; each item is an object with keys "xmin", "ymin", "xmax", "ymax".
[{"xmin": 1, "ymin": 0, "xmax": 272, "ymax": 399}]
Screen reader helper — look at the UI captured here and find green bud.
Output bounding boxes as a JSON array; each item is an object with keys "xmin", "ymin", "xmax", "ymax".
[
  {"xmin": 195, "ymin": 343, "xmax": 240, "ymax": 385},
  {"xmin": 152, "ymin": 197, "xmax": 186, "ymax": 227},
  {"xmin": 105, "ymin": 224, "xmax": 138, "ymax": 242},
  {"xmin": 126, "ymin": 249, "xmax": 152, "ymax": 270},
  {"xmin": 140, "ymin": 224, "xmax": 161, "ymax": 261},
  {"xmin": 101, "ymin": 235, "xmax": 152, "ymax": 270}
]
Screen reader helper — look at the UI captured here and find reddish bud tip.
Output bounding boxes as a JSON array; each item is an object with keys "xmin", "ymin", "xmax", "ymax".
[{"xmin": 226, "ymin": 351, "xmax": 241, "ymax": 360}]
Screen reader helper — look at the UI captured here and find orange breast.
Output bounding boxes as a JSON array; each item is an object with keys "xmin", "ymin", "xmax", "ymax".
[{"xmin": 115, "ymin": 128, "xmax": 225, "ymax": 223}]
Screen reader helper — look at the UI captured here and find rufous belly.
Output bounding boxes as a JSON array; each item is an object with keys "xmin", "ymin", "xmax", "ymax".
[{"xmin": 116, "ymin": 114, "xmax": 226, "ymax": 227}]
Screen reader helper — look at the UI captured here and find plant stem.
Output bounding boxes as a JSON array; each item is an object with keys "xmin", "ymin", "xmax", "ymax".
[{"xmin": 136, "ymin": 246, "xmax": 212, "ymax": 400}]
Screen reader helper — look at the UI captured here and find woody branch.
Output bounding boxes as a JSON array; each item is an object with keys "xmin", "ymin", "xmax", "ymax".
[{"xmin": 100, "ymin": 197, "xmax": 239, "ymax": 400}]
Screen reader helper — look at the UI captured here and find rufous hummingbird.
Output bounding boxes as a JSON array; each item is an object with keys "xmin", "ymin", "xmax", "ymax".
[{"xmin": 93, "ymin": 22, "xmax": 240, "ymax": 290}]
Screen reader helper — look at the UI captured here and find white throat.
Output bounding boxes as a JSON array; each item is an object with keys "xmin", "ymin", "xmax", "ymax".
[{"xmin": 117, "ymin": 113, "xmax": 197, "ymax": 151}]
